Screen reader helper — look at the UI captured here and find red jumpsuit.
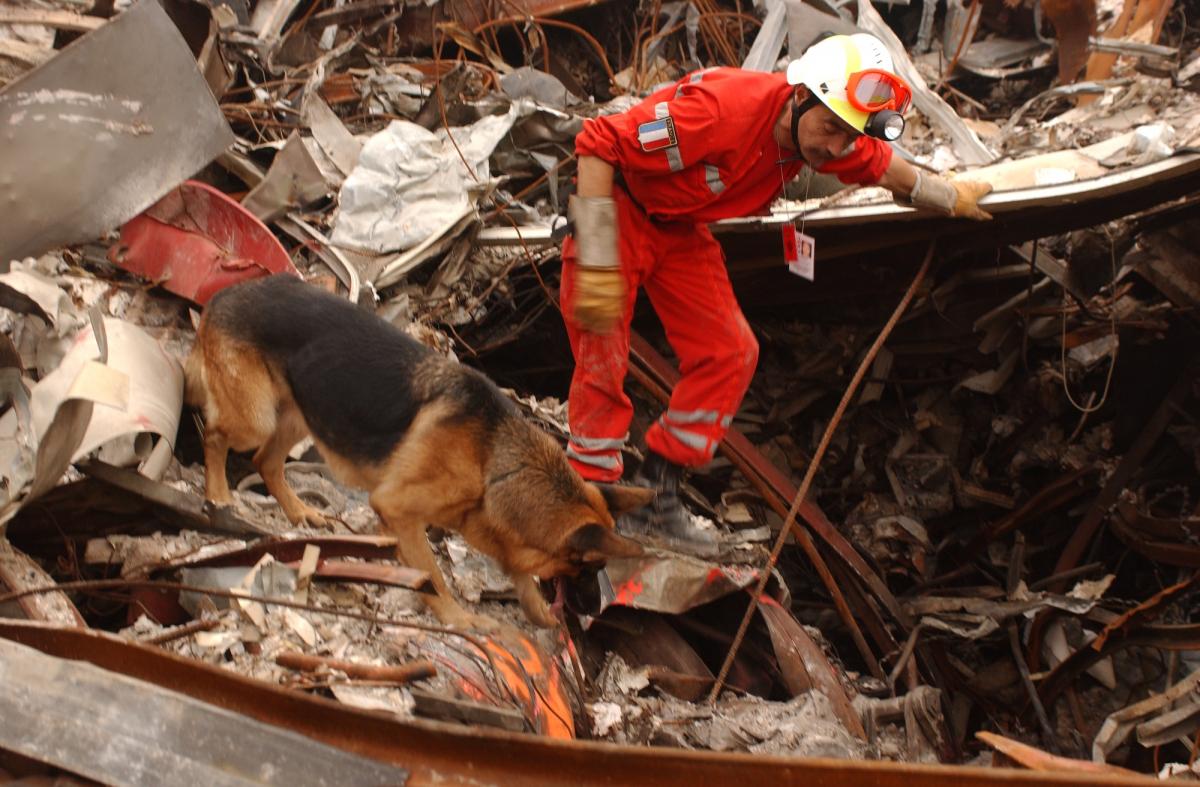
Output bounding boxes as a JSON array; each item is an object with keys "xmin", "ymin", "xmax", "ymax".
[{"xmin": 562, "ymin": 68, "xmax": 892, "ymax": 481}]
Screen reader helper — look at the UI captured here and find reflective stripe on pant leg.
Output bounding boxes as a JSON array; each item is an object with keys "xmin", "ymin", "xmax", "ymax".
[
  {"xmin": 566, "ymin": 433, "xmax": 627, "ymax": 475},
  {"xmin": 655, "ymin": 416, "xmax": 715, "ymax": 458},
  {"xmin": 664, "ymin": 408, "xmax": 721, "ymax": 425},
  {"xmin": 570, "ymin": 434, "xmax": 628, "ymax": 451},
  {"xmin": 566, "ymin": 446, "xmax": 622, "ymax": 472}
]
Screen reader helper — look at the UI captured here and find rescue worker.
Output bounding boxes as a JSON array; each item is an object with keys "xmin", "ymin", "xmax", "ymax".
[{"xmin": 561, "ymin": 33, "xmax": 993, "ymax": 556}]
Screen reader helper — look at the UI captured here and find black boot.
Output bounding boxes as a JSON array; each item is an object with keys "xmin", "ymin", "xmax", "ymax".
[{"xmin": 618, "ymin": 451, "xmax": 720, "ymax": 558}]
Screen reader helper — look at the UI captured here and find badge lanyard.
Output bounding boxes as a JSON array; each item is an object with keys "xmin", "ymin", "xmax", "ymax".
[{"xmin": 777, "ymin": 143, "xmax": 815, "ymax": 281}]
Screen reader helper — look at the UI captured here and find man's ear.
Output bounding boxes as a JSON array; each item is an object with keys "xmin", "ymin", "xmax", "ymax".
[
  {"xmin": 593, "ymin": 482, "xmax": 656, "ymax": 516},
  {"xmin": 566, "ymin": 523, "xmax": 644, "ymax": 562}
]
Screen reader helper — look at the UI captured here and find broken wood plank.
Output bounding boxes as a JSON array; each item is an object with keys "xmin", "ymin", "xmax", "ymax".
[
  {"xmin": 298, "ymin": 559, "xmax": 433, "ymax": 594},
  {"xmin": 0, "ymin": 38, "xmax": 53, "ymax": 68},
  {"xmin": 277, "ymin": 652, "xmax": 437, "ymax": 683},
  {"xmin": 1125, "ymin": 227, "xmax": 1200, "ymax": 310},
  {"xmin": 0, "ymin": 9, "xmax": 105, "ymax": 31},
  {"xmin": 249, "ymin": 0, "xmax": 305, "ymax": 40},
  {"xmin": 169, "ymin": 534, "xmax": 400, "ymax": 568},
  {"xmin": 80, "ymin": 460, "xmax": 272, "ymax": 537},
  {"xmin": 977, "ymin": 731, "xmax": 1138, "ymax": 775},
  {"xmin": 409, "ymin": 688, "xmax": 527, "ymax": 733},
  {"xmin": 0, "ymin": 538, "xmax": 85, "ymax": 627},
  {"xmin": 0, "ymin": 637, "xmax": 411, "ymax": 786},
  {"xmin": 759, "ymin": 597, "xmax": 867, "ymax": 740}
]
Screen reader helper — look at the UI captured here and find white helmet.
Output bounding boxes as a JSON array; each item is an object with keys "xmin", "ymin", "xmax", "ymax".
[{"xmin": 786, "ymin": 33, "xmax": 911, "ymax": 141}]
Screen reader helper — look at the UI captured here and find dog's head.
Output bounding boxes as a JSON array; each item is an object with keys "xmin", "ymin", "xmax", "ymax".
[{"xmin": 484, "ymin": 427, "xmax": 650, "ymax": 579}]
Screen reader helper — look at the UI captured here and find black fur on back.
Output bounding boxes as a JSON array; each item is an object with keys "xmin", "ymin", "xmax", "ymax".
[{"xmin": 204, "ymin": 275, "xmax": 517, "ymax": 463}]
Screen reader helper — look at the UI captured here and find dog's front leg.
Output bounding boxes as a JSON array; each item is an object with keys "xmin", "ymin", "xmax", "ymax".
[
  {"xmin": 374, "ymin": 498, "xmax": 498, "ymax": 631},
  {"xmin": 512, "ymin": 573, "xmax": 558, "ymax": 628}
]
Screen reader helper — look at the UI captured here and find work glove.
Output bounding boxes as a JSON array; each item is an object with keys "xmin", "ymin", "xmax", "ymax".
[
  {"xmin": 908, "ymin": 171, "xmax": 994, "ymax": 221},
  {"xmin": 568, "ymin": 195, "xmax": 625, "ymax": 334}
]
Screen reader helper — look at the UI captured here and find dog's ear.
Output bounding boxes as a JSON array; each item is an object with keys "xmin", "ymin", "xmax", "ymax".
[
  {"xmin": 566, "ymin": 523, "xmax": 644, "ymax": 563},
  {"xmin": 592, "ymin": 482, "xmax": 656, "ymax": 515}
]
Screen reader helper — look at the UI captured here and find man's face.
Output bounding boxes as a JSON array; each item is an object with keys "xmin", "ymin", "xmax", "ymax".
[{"xmin": 795, "ymin": 99, "xmax": 859, "ymax": 169}]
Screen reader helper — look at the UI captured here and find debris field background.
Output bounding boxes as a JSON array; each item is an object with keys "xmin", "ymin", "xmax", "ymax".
[{"xmin": 1, "ymin": 0, "xmax": 1200, "ymax": 780}]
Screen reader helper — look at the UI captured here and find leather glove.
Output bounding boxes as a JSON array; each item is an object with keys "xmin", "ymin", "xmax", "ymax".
[
  {"xmin": 573, "ymin": 268, "xmax": 626, "ymax": 334},
  {"xmin": 908, "ymin": 171, "xmax": 994, "ymax": 221},
  {"xmin": 569, "ymin": 195, "xmax": 625, "ymax": 334}
]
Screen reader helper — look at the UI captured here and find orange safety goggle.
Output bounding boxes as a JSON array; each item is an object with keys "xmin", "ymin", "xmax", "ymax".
[{"xmin": 845, "ymin": 69, "xmax": 912, "ymax": 114}]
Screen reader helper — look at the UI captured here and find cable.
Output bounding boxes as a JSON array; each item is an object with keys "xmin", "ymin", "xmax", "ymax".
[{"xmin": 1059, "ymin": 226, "xmax": 1119, "ymax": 414}]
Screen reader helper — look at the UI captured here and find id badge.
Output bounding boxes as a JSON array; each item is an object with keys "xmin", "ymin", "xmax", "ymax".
[{"xmin": 782, "ymin": 225, "xmax": 815, "ymax": 281}]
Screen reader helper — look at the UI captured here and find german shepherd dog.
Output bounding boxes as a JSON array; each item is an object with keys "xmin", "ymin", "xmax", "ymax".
[{"xmin": 185, "ymin": 275, "xmax": 649, "ymax": 630}]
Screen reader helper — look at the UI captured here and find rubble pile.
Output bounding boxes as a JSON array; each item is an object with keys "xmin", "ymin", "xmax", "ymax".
[{"xmin": 2, "ymin": 0, "xmax": 1200, "ymax": 782}]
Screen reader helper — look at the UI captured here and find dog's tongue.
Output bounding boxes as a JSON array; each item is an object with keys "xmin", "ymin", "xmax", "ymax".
[{"xmin": 550, "ymin": 576, "xmax": 568, "ymax": 617}]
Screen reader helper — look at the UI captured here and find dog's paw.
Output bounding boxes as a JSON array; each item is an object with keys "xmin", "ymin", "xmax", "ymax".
[
  {"xmin": 467, "ymin": 612, "xmax": 504, "ymax": 633},
  {"xmin": 290, "ymin": 504, "xmax": 335, "ymax": 530},
  {"xmin": 441, "ymin": 609, "xmax": 503, "ymax": 633},
  {"xmin": 520, "ymin": 596, "xmax": 560, "ymax": 629}
]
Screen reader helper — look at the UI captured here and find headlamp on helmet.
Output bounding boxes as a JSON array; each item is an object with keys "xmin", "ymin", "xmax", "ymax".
[{"xmin": 786, "ymin": 34, "xmax": 913, "ymax": 142}]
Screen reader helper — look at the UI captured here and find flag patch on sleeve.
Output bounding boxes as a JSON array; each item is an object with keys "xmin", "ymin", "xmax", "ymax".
[{"xmin": 637, "ymin": 116, "xmax": 678, "ymax": 152}]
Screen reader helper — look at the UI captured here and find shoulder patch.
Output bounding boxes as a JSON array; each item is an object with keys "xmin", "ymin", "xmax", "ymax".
[{"xmin": 637, "ymin": 116, "xmax": 678, "ymax": 152}]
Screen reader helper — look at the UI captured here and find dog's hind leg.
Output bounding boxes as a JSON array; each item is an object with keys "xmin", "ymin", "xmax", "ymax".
[
  {"xmin": 202, "ymin": 428, "xmax": 234, "ymax": 506},
  {"xmin": 253, "ymin": 404, "xmax": 331, "ymax": 529}
]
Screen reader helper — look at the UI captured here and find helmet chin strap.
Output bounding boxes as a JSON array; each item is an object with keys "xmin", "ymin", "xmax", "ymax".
[{"xmin": 789, "ymin": 93, "xmax": 823, "ymax": 164}]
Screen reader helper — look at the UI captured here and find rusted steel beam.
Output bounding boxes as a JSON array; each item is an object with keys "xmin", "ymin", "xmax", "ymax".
[
  {"xmin": 0, "ymin": 621, "xmax": 1159, "ymax": 786},
  {"xmin": 960, "ymin": 467, "xmax": 1097, "ymax": 561}
]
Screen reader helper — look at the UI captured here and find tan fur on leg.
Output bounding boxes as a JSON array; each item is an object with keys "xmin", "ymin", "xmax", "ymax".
[
  {"xmin": 512, "ymin": 573, "xmax": 557, "ymax": 628},
  {"xmin": 391, "ymin": 519, "xmax": 499, "ymax": 631},
  {"xmin": 372, "ymin": 479, "xmax": 499, "ymax": 631},
  {"xmin": 253, "ymin": 403, "xmax": 329, "ymax": 528},
  {"xmin": 202, "ymin": 428, "xmax": 233, "ymax": 506}
]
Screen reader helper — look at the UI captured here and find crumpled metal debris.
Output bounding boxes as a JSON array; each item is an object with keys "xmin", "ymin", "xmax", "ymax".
[
  {"xmin": 332, "ymin": 101, "xmax": 559, "ymax": 254},
  {"xmin": 905, "ymin": 576, "xmax": 1114, "ymax": 640},
  {"xmin": 5, "ymin": 0, "xmax": 1200, "ymax": 777},
  {"xmin": 589, "ymin": 654, "xmax": 868, "ymax": 757},
  {"xmin": 0, "ymin": 0, "xmax": 234, "ymax": 265}
]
